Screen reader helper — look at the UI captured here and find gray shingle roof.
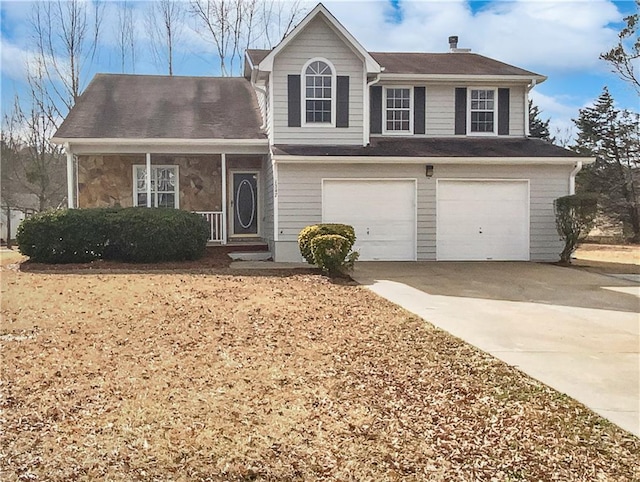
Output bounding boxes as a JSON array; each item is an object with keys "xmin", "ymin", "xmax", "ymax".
[
  {"xmin": 246, "ymin": 49, "xmax": 541, "ymax": 77},
  {"xmin": 273, "ymin": 137, "xmax": 583, "ymax": 158},
  {"xmin": 54, "ymin": 74, "xmax": 266, "ymax": 140},
  {"xmin": 370, "ymin": 52, "xmax": 540, "ymax": 76}
]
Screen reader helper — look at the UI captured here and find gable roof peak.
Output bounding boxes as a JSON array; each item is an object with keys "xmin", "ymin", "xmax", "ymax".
[{"xmin": 257, "ymin": 2, "xmax": 381, "ymax": 74}]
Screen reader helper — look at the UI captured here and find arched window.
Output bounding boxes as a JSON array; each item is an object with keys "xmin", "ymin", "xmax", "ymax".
[{"xmin": 304, "ymin": 60, "xmax": 333, "ymax": 124}]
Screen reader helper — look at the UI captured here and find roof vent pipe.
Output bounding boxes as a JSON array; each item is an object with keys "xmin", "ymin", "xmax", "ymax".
[{"xmin": 449, "ymin": 36, "xmax": 458, "ymax": 50}]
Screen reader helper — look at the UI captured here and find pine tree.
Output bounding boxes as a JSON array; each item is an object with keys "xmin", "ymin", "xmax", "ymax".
[
  {"xmin": 573, "ymin": 87, "xmax": 640, "ymax": 241},
  {"xmin": 528, "ymin": 100, "xmax": 552, "ymax": 141}
]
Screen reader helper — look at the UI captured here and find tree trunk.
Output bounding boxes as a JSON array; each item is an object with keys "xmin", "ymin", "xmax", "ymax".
[{"xmin": 5, "ymin": 206, "xmax": 12, "ymax": 249}]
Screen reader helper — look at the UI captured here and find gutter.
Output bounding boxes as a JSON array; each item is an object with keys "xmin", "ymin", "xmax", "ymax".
[
  {"xmin": 273, "ymin": 155, "xmax": 593, "ymax": 165},
  {"xmin": 525, "ymin": 78, "xmax": 537, "ymax": 137},
  {"xmin": 569, "ymin": 161, "xmax": 583, "ymax": 195},
  {"xmin": 363, "ymin": 72, "xmax": 382, "ymax": 146},
  {"xmin": 51, "ymin": 137, "xmax": 269, "ymax": 146}
]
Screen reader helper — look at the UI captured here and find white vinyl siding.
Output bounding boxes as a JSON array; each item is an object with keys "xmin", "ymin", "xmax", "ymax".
[
  {"xmin": 509, "ymin": 85, "xmax": 526, "ymax": 136},
  {"xmin": 425, "ymin": 85, "xmax": 454, "ymax": 136},
  {"xmin": 274, "ymin": 163, "xmax": 572, "ymax": 262},
  {"xmin": 272, "ymin": 16, "xmax": 364, "ymax": 144},
  {"xmin": 261, "ymin": 155, "xmax": 274, "ymax": 244}
]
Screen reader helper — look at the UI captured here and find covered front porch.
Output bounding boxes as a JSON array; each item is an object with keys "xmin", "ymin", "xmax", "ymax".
[{"xmin": 62, "ymin": 139, "xmax": 270, "ymax": 245}]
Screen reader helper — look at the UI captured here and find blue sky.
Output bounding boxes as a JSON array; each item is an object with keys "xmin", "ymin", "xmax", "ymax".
[{"xmin": 1, "ymin": 0, "xmax": 638, "ymax": 139}]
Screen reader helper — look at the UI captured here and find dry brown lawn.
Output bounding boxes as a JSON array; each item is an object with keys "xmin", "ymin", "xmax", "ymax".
[
  {"xmin": 575, "ymin": 244, "xmax": 640, "ymax": 266},
  {"xmin": 1, "ymin": 265, "xmax": 639, "ymax": 481}
]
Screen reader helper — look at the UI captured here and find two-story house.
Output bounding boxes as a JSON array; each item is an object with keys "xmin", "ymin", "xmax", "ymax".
[{"xmin": 52, "ymin": 3, "xmax": 591, "ymax": 262}]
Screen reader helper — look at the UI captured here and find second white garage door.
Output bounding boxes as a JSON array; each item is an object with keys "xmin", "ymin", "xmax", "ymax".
[
  {"xmin": 437, "ymin": 180, "xmax": 530, "ymax": 261},
  {"xmin": 323, "ymin": 179, "xmax": 416, "ymax": 261}
]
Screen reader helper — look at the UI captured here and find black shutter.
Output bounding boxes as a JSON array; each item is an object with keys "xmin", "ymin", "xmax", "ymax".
[
  {"xmin": 370, "ymin": 86, "xmax": 382, "ymax": 134},
  {"xmin": 498, "ymin": 88, "xmax": 510, "ymax": 135},
  {"xmin": 287, "ymin": 75, "xmax": 301, "ymax": 127},
  {"xmin": 336, "ymin": 76, "xmax": 349, "ymax": 128},
  {"xmin": 414, "ymin": 87, "xmax": 426, "ymax": 134},
  {"xmin": 454, "ymin": 87, "xmax": 467, "ymax": 135}
]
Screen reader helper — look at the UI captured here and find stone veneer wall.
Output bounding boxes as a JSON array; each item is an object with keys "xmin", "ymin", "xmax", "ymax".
[{"xmin": 77, "ymin": 154, "xmax": 223, "ymax": 211}]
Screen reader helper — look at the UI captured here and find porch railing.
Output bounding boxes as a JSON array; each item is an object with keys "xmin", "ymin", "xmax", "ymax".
[{"xmin": 195, "ymin": 211, "xmax": 223, "ymax": 243}]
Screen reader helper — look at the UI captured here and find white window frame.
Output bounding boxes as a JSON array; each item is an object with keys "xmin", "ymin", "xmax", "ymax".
[
  {"xmin": 133, "ymin": 164, "xmax": 180, "ymax": 209},
  {"xmin": 467, "ymin": 87, "xmax": 497, "ymax": 136},
  {"xmin": 383, "ymin": 86, "xmax": 413, "ymax": 135},
  {"xmin": 301, "ymin": 57, "xmax": 336, "ymax": 127}
]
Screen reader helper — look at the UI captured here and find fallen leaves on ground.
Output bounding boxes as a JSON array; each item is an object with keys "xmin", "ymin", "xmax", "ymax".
[{"xmin": 1, "ymin": 268, "xmax": 638, "ymax": 481}]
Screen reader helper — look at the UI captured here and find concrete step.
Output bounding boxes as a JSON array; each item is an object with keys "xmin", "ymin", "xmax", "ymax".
[{"xmin": 228, "ymin": 251, "xmax": 272, "ymax": 261}]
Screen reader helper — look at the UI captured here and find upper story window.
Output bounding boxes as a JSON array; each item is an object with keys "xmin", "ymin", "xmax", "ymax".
[
  {"xmin": 384, "ymin": 87, "xmax": 412, "ymax": 134},
  {"xmin": 134, "ymin": 165, "xmax": 179, "ymax": 208},
  {"xmin": 469, "ymin": 89, "xmax": 496, "ymax": 134},
  {"xmin": 304, "ymin": 59, "xmax": 333, "ymax": 124}
]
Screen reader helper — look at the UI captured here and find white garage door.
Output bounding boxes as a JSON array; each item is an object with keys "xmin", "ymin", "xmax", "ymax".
[
  {"xmin": 437, "ymin": 180, "xmax": 529, "ymax": 261},
  {"xmin": 323, "ymin": 180, "xmax": 416, "ymax": 261}
]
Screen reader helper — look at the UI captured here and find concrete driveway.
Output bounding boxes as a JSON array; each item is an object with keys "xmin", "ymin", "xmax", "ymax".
[{"xmin": 351, "ymin": 262, "xmax": 640, "ymax": 437}]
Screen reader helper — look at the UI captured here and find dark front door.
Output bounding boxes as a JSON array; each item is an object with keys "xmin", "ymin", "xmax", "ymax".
[{"xmin": 231, "ymin": 172, "xmax": 259, "ymax": 236}]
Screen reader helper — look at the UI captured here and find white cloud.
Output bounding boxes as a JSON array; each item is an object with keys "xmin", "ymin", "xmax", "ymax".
[
  {"xmin": 529, "ymin": 90, "xmax": 578, "ymax": 140},
  {"xmin": 1, "ymin": 38, "xmax": 32, "ymax": 81},
  {"xmin": 326, "ymin": 0, "xmax": 623, "ymax": 74}
]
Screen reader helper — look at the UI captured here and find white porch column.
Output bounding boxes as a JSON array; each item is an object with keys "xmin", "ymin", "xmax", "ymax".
[
  {"xmin": 145, "ymin": 153, "xmax": 152, "ymax": 207},
  {"xmin": 65, "ymin": 143, "xmax": 75, "ymax": 208},
  {"xmin": 221, "ymin": 153, "xmax": 227, "ymax": 245}
]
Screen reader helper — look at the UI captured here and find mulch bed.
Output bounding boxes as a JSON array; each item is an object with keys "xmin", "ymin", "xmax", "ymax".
[{"xmin": 19, "ymin": 246, "xmax": 250, "ymax": 272}]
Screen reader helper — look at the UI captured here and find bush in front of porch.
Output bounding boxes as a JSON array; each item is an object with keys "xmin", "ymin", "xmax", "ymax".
[{"xmin": 17, "ymin": 208, "xmax": 209, "ymax": 263}]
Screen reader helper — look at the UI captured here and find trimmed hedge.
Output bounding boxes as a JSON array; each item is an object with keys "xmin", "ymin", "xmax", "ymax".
[
  {"xmin": 298, "ymin": 223, "xmax": 356, "ymax": 264},
  {"xmin": 17, "ymin": 208, "xmax": 209, "ymax": 263}
]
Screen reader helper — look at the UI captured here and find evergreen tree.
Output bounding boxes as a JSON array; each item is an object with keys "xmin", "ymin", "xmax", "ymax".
[
  {"xmin": 528, "ymin": 100, "xmax": 552, "ymax": 141},
  {"xmin": 573, "ymin": 87, "xmax": 640, "ymax": 241}
]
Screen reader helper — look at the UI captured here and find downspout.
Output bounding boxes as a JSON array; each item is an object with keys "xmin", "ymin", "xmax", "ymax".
[
  {"xmin": 569, "ymin": 161, "xmax": 582, "ymax": 195},
  {"xmin": 64, "ymin": 142, "xmax": 75, "ymax": 208},
  {"xmin": 525, "ymin": 78, "xmax": 537, "ymax": 137},
  {"xmin": 364, "ymin": 72, "xmax": 382, "ymax": 146}
]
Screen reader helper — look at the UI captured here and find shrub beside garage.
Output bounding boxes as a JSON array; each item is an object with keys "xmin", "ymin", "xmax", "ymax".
[
  {"xmin": 298, "ymin": 223, "xmax": 359, "ymax": 275},
  {"xmin": 17, "ymin": 208, "xmax": 209, "ymax": 263}
]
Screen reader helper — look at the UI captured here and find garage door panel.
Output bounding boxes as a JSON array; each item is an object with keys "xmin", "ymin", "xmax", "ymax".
[
  {"xmin": 437, "ymin": 180, "xmax": 529, "ymax": 261},
  {"xmin": 323, "ymin": 180, "xmax": 416, "ymax": 261}
]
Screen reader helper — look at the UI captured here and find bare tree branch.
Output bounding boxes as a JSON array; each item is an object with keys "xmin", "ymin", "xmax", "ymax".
[
  {"xmin": 117, "ymin": 1, "xmax": 137, "ymax": 73},
  {"xmin": 146, "ymin": 0, "xmax": 185, "ymax": 75},
  {"xmin": 189, "ymin": 0, "xmax": 306, "ymax": 76}
]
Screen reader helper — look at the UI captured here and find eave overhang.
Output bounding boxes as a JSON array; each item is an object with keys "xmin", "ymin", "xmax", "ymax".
[
  {"xmin": 273, "ymin": 155, "xmax": 595, "ymax": 165},
  {"xmin": 53, "ymin": 137, "xmax": 270, "ymax": 155}
]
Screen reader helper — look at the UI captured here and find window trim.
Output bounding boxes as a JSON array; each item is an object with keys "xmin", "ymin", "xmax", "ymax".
[
  {"xmin": 301, "ymin": 57, "xmax": 336, "ymax": 127},
  {"xmin": 133, "ymin": 164, "xmax": 180, "ymax": 209},
  {"xmin": 383, "ymin": 86, "xmax": 414, "ymax": 135},
  {"xmin": 467, "ymin": 87, "xmax": 498, "ymax": 136}
]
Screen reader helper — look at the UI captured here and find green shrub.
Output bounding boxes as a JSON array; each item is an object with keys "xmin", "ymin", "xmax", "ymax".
[
  {"xmin": 310, "ymin": 234, "xmax": 352, "ymax": 274},
  {"xmin": 17, "ymin": 207, "xmax": 209, "ymax": 264},
  {"xmin": 17, "ymin": 209, "xmax": 111, "ymax": 263},
  {"xmin": 298, "ymin": 223, "xmax": 356, "ymax": 264},
  {"xmin": 107, "ymin": 208, "xmax": 209, "ymax": 262},
  {"xmin": 554, "ymin": 193, "xmax": 598, "ymax": 264}
]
